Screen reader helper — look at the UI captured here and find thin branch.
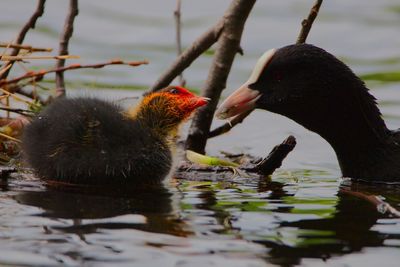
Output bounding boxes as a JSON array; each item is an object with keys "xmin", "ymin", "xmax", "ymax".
[
  {"xmin": 186, "ymin": 0, "xmax": 256, "ymax": 154},
  {"xmin": 0, "ymin": 132, "xmax": 21, "ymax": 143},
  {"xmin": 0, "ymin": 60, "xmax": 148, "ymax": 87},
  {"xmin": 0, "ymin": 64, "xmax": 12, "ymax": 78},
  {"xmin": 0, "ymin": 42, "xmax": 52, "ymax": 53},
  {"xmin": 149, "ymin": 20, "xmax": 224, "ymax": 92},
  {"xmin": 340, "ymin": 188, "xmax": 400, "ymax": 218},
  {"xmin": 0, "ymin": 107, "xmax": 35, "ymax": 116},
  {"xmin": 174, "ymin": 0, "xmax": 186, "ymax": 86},
  {"xmin": 6, "ymin": 84, "xmax": 47, "ymax": 104},
  {"xmin": 0, "ymin": 88, "xmax": 40, "ymax": 108},
  {"xmin": 0, "ymin": 0, "xmax": 46, "ymax": 80},
  {"xmin": 208, "ymin": 109, "xmax": 252, "ymax": 138},
  {"xmin": 249, "ymin": 135, "xmax": 296, "ymax": 176},
  {"xmin": 1, "ymin": 55, "xmax": 79, "ymax": 61},
  {"xmin": 296, "ymin": 0, "xmax": 323, "ymax": 44},
  {"xmin": 175, "ymin": 135, "xmax": 297, "ymax": 180},
  {"xmin": 55, "ymin": 0, "xmax": 79, "ymax": 97},
  {"xmin": 208, "ymin": 0, "xmax": 324, "ymax": 139}
]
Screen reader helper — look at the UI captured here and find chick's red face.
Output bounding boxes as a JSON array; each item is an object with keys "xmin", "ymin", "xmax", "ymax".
[{"xmin": 163, "ymin": 86, "xmax": 208, "ymax": 116}]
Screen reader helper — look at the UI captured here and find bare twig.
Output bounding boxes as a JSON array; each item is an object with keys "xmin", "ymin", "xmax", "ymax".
[
  {"xmin": 0, "ymin": 132, "xmax": 21, "ymax": 143},
  {"xmin": 0, "ymin": 60, "xmax": 148, "ymax": 87},
  {"xmin": 0, "ymin": 0, "xmax": 46, "ymax": 80},
  {"xmin": 0, "ymin": 65, "xmax": 12, "ymax": 78},
  {"xmin": 0, "ymin": 42, "xmax": 52, "ymax": 53},
  {"xmin": 186, "ymin": 0, "xmax": 256, "ymax": 154},
  {"xmin": 0, "ymin": 107, "xmax": 35, "ymax": 116},
  {"xmin": 19, "ymin": 91, "xmax": 45, "ymax": 105},
  {"xmin": 296, "ymin": 0, "xmax": 323, "ymax": 44},
  {"xmin": 175, "ymin": 135, "xmax": 296, "ymax": 180},
  {"xmin": 174, "ymin": 0, "xmax": 186, "ymax": 86},
  {"xmin": 250, "ymin": 136, "xmax": 296, "ymax": 176},
  {"xmin": 149, "ymin": 20, "xmax": 224, "ymax": 92},
  {"xmin": 1, "ymin": 55, "xmax": 79, "ymax": 61},
  {"xmin": 0, "ymin": 82, "xmax": 46, "ymax": 104},
  {"xmin": 55, "ymin": 0, "xmax": 79, "ymax": 97},
  {"xmin": 340, "ymin": 188, "xmax": 400, "ymax": 218},
  {"xmin": 208, "ymin": 109, "xmax": 252, "ymax": 138},
  {"xmin": 208, "ymin": 0, "xmax": 324, "ymax": 139},
  {"xmin": 0, "ymin": 88, "xmax": 40, "ymax": 108}
]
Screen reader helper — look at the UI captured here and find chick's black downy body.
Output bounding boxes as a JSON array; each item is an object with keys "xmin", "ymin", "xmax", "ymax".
[{"xmin": 23, "ymin": 98, "xmax": 172, "ymax": 185}]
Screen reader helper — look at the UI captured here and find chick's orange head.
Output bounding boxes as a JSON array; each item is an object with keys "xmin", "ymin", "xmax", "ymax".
[
  {"xmin": 156, "ymin": 86, "xmax": 208, "ymax": 116},
  {"xmin": 137, "ymin": 86, "xmax": 209, "ymax": 127}
]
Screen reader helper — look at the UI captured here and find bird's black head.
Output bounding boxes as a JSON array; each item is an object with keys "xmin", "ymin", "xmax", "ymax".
[{"xmin": 216, "ymin": 44, "xmax": 385, "ymax": 136}]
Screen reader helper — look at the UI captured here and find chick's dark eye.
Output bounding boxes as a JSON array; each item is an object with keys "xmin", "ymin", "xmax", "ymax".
[{"xmin": 169, "ymin": 88, "xmax": 180, "ymax": 94}]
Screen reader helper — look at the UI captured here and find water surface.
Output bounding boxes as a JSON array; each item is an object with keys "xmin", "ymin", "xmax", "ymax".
[{"xmin": 1, "ymin": 1, "xmax": 400, "ymax": 266}]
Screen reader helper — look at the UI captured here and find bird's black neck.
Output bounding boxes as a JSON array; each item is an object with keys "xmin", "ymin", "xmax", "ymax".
[
  {"xmin": 290, "ymin": 83, "xmax": 392, "ymax": 180},
  {"xmin": 321, "ymin": 103, "xmax": 389, "ymax": 179}
]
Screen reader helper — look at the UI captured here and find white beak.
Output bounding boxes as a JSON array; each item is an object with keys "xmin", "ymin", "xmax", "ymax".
[{"xmin": 215, "ymin": 48, "xmax": 276, "ymax": 119}]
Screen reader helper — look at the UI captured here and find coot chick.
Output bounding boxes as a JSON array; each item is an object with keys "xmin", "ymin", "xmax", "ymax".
[
  {"xmin": 22, "ymin": 86, "xmax": 208, "ymax": 186},
  {"xmin": 216, "ymin": 44, "xmax": 400, "ymax": 182}
]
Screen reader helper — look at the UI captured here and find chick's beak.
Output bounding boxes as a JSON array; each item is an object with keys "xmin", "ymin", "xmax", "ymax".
[
  {"xmin": 215, "ymin": 85, "xmax": 260, "ymax": 119},
  {"xmin": 192, "ymin": 96, "xmax": 210, "ymax": 108}
]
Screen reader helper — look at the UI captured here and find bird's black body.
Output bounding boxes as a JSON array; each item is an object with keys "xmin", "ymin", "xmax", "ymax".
[
  {"xmin": 22, "ymin": 98, "xmax": 172, "ymax": 185},
  {"xmin": 218, "ymin": 44, "xmax": 400, "ymax": 182}
]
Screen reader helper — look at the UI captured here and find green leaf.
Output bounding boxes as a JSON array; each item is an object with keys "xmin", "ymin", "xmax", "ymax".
[{"xmin": 186, "ymin": 150, "xmax": 239, "ymax": 167}]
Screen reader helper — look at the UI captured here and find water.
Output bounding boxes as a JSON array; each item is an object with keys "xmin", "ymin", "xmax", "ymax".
[{"xmin": 1, "ymin": 1, "xmax": 400, "ymax": 266}]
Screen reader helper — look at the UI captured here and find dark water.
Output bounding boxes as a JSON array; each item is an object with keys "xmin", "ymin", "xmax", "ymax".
[{"xmin": 1, "ymin": 1, "xmax": 400, "ymax": 266}]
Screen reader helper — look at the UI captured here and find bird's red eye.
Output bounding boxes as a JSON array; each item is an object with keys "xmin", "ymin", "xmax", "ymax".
[
  {"xmin": 169, "ymin": 88, "xmax": 180, "ymax": 94},
  {"xmin": 273, "ymin": 71, "xmax": 283, "ymax": 81}
]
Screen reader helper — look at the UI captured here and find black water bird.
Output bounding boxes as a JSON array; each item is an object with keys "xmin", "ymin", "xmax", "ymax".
[
  {"xmin": 22, "ymin": 86, "xmax": 208, "ymax": 186},
  {"xmin": 216, "ymin": 44, "xmax": 400, "ymax": 182}
]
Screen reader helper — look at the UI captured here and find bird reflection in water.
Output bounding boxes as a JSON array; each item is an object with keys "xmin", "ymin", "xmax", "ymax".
[
  {"xmin": 257, "ymin": 181, "xmax": 400, "ymax": 266},
  {"xmin": 13, "ymin": 182, "xmax": 190, "ymax": 238},
  {"xmin": 176, "ymin": 175, "xmax": 399, "ymax": 266},
  {"xmin": 6, "ymin": 173, "xmax": 400, "ymax": 266}
]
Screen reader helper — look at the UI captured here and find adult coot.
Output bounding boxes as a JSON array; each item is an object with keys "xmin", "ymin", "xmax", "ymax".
[
  {"xmin": 22, "ymin": 86, "xmax": 208, "ymax": 186},
  {"xmin": 216, "ymin": 44, "xmax": 400, "ymax": 182}
]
